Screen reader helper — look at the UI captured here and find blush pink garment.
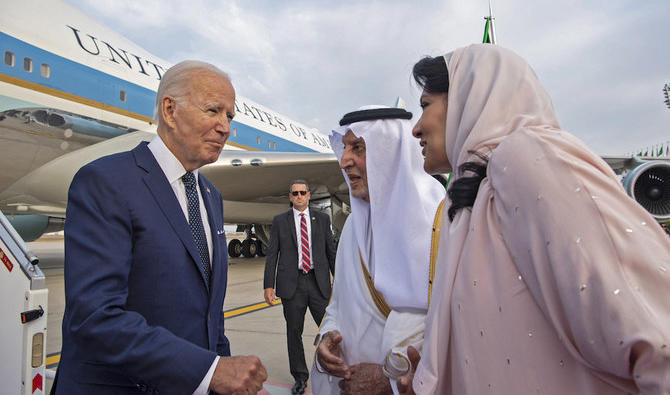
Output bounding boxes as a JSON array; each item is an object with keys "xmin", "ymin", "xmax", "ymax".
[{"xmin": 413, "ymin": 44, "xmax": 670, "ymax": 394}]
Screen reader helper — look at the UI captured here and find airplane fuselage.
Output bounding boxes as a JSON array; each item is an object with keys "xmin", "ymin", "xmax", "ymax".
[{"xmin": 0, "ymin": 0, "xmax": 337, "ymax": 223}]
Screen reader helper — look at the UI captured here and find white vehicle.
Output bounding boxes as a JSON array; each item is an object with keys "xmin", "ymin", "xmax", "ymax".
[{"xmin": 0, "ymin": 212, "xmax": 48, "ymax": 395}]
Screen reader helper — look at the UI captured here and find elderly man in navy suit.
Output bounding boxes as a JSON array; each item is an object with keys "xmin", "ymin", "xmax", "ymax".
[
  {"xmin": 263, "ymin": 180, "xmax": 336, "ymax": 395},
  {"xmin": 55, "ymin": 61, "xmax": 267, "ymax": 394}
]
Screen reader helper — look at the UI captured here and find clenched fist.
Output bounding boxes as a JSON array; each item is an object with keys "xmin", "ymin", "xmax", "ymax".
[{"xmin": 209, "ymin": 355, "xmax": 267, "ymax": 394}]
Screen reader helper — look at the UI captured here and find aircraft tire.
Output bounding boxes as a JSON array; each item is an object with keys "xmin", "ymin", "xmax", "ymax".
[
  {"xmin": 255, "ymin": 240, "xmax": 266, "ymax": 257},
  {"xmin": 228, "ymin": 239, "xmax": 242, "ymax": 257},
  {"xmin": 241, "ymin": 239, "xmax": 257, "ymax": 258}
]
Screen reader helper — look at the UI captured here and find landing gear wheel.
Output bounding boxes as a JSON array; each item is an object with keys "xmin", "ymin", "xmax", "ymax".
[
  {"xmin": 255, "ymin": 240, "xmax": 266, "ymax": 257},
  {"xmin": 241, "ymin": 239, "xmax": 257, "ymax": 258},
  {"xmin": 228, "ymin": 239, "xmax": 242, "ymax": 257}
]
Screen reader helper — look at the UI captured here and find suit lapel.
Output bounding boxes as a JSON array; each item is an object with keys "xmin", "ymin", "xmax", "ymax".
[
  {"xmin": 310, "ymin": 212, "xmax": 318, "ymax": 248},
  {"xmin": 133, "ymin": 143, "xmax": 207, "ymax": 289},
  {"xmin": 288, "ymin": 210, "xmax": 297, "ymax": 248}
]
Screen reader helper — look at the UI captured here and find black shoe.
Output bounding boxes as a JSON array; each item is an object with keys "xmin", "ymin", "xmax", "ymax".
[{"xmin": 291, "ymin": 379, "xmax": 307, "ymax": 395}]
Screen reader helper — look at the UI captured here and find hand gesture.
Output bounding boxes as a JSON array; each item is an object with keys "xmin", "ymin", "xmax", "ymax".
[
  {"xmin": 263, "ymin": 288, "xmax": 276, "ymax": 306},
  {"xmin": 316, "ymin": 330, "xmax": 350, "ymax": 378},
  {"xmin": 397, "ymin": 346, "xmax": 421, "ymax": 395},
  {"xmin": 338, "ymin": 363, "xmax": 391, "ymax": 395},
  {"xmin": 209, "ymin": 355, "xmax": 267, "ymax": 394}
]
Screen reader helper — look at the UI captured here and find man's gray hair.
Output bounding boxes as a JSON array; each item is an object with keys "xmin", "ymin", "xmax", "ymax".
[
  {"xmin": 289, "ymin": 179, "xmax": 310, "ymax": 192},
  {"xmin": 153, "ymin": 60, "xmax": 230, "ymax": 124}
]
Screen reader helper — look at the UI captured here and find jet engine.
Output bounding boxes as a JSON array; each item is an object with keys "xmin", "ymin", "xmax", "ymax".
[
  {"xmin": 622, "ymin": 161, "xmax": 670, "ymax": 223},
  {"xmin": 5, "ymin": 215, "xmax": 65, "ymax": 242}
]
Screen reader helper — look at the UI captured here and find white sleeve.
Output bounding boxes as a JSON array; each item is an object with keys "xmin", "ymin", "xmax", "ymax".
[
  {"xmin": 192, "ymin": 356, "xmax": 219, "ymax": 395},
  {"xmin": 311, "ymin": 241, "xmax": 342, "ymax": 377}
]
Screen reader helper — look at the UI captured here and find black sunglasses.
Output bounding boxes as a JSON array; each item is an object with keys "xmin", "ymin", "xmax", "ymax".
[{"xmin": 291, "ymin": 191, "xmax": 308, "ymax": 196}]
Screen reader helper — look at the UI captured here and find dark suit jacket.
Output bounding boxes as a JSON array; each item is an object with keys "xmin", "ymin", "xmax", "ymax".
[
  {"xmin": 263, "ymin": 209, "xmax": 336, "ymax": 299},
  {"xmin": 56, "ymin": 142, "xmax": 229, "ymax": 395}
]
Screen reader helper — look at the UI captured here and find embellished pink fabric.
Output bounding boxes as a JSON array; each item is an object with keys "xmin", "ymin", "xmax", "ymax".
[{"xmin": 414, "ymin": 44, "xmax": 670, "ymax": 394}]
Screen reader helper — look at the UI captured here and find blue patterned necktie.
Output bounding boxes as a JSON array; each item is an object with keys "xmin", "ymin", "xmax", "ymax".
[{"xmin": 182, "ymin": 171, "xmax": 211, "ymax": 285}]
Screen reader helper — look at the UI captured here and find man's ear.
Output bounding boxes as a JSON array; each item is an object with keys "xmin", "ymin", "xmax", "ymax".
[{"xmin": 161, "ymin": 96, "xmax": 178, "ymax": 129}]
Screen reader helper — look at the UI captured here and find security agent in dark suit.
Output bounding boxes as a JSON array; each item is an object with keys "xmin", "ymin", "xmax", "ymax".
[
  {"xmin": 54, "ymin": 61, "xmax": 266, "ymax": 395},
  {"xmin": 263, "ymin": 180, "xmax": 336, "ymax": 395}
]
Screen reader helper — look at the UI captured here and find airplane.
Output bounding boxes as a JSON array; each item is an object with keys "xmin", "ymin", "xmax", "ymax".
[
  {"xmin": 0, "ymin": 0, "xmax": 350, "ymax": 259},
  {"xmin": 1, "ymin": 0, "xmax": 668, "ymax": 258}
]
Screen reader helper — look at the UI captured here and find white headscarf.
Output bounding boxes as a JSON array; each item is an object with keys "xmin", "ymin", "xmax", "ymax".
[{"xmin": 329, "ymin": 105, "xmax": 444, "ymax": 310}]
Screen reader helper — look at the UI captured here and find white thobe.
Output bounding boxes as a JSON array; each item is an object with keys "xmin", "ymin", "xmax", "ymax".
[{"xmin": 310, "ymin": 217, "xmax": 427, "ymax": 395}]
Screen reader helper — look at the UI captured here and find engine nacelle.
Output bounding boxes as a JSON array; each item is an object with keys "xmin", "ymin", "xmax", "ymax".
[
  {"xmin": 5, "ymin": 215, "xmax": 65, "ymax": 242},
  {"xmin": 622, "ymin": 161, "xmax": 670, "ymax": 223}
]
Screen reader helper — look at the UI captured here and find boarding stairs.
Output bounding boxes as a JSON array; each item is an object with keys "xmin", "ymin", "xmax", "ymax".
[{"xmin": 0, "ymin": 210, "xmax": 48, "ymax": 395}]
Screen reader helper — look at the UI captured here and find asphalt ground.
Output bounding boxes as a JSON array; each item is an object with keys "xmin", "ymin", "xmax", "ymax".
[{"xmin": 29, "ymin": 236, "xmax": 317, "ymax": 395}]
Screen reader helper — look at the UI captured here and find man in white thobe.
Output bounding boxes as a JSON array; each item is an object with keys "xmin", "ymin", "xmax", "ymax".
[{"xmin": 310, "ymin": 106, "xmax": 445, "ymax": 395}]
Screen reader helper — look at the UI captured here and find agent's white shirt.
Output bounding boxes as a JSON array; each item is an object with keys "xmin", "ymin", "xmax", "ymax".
[{"xmin": 292, "ymin": 207, "xmax": 312, "ymax": 269}]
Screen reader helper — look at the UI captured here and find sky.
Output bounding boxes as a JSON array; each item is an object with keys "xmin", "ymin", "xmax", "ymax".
[{"xmin": 65, "ymin": 0, "xmax": 670, "ymax": 155}]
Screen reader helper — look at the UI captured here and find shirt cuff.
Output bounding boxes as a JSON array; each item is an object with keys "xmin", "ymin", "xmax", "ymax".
[
  {"xmin": 193, "ymin": 355, "xmax": 219, "ymax": 395},
  {"xmin": 390, "ymin": 377, "xmax": 400, "ymax": 395}
]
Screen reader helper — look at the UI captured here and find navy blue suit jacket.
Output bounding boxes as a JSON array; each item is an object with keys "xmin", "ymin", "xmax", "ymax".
[{"xmin": 56, "ymin": 142, "xmax": 229, "ymax": 395}]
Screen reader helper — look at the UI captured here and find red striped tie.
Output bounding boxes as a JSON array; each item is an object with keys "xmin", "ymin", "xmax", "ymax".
[{"xmin": 300, "ymin": 213, "xmax": 311, "ymax": 272}]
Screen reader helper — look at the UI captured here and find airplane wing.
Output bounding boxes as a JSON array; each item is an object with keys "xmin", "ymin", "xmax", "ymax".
[
  {"xmin": 602, "ymin": 156, "xmax": 637, "ymax": 174},
  {"xmin": 0, "ymin": 131, "xmax": 347, "ymax": 222},
  {"xmin": 0, "ymin": 131, "xmax": 153, "ymax": 216},
  {"xmin": 0, "ymin": 107, "xmax": 139, "ymax": 197},
  {"xmin": 201, "ymin": 152, "xmax": 346, "ymax": 203},
  {"xmin": 602, "ymin": 155, "xmax": 670, "ymax": 172},
  {"xmin": 203, "ymin": 151, "xmax": 348, "ymax": 224}
]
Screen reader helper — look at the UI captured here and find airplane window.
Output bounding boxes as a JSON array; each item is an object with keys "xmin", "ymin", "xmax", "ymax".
[
  {"xmin": 257, "ymin": 136, "xmax": 261, "ymax": 145},
  {"xmin": 4, "ymin": 51, "xmax": 14, "ymax": 67},
  {"xmin": 232, "ymin": 128, "xmax": 237, "ymax": 137},
  {"xmin": 40, "ymin": 63, "xmax": 50, "ymax": 78},
  {"xmin": 120, "ymin": 90, "xmax": 126, "ymax": 102},
  {"xmin": 23, "ymin": 57, "xmax": 33, "ymax": 72}
]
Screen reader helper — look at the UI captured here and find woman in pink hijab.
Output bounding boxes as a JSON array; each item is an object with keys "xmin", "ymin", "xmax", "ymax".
[{"xmin": 409, "ymin": 44, "xmax": 670, "ymax": 394}]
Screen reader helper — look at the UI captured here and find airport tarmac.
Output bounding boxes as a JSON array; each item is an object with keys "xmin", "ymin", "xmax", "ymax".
[{"xmin": 30, "ymin": 236, "xmax": 317, "ymax": 395}]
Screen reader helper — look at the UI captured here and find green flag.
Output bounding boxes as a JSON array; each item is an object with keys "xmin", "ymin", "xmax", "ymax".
[
  {"xmin": 659, "ymin": 145, "xmax": 665, "ymax": 157},
  {"xmin": 482, "ymin": 1, "xmax": 497, "ymax": 44},
  {"xmin": 483, "ymin": 18, "xmax": 492, "ymax": 44}
]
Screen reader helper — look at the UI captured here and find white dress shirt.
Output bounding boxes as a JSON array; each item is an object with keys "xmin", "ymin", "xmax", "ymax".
[
  {"xmin": 293, "ymin": 207, "xmax": 312, "ymax": 269},
  {"xmin": 148, "ymin": 136, "xmax": 213, "ymax": 262},
  {"xmin": 147, "ymin": 135, "xmax": 218, "ymax": 395}
]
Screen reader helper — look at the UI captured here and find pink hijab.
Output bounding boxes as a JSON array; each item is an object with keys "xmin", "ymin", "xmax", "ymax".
[{"xmin": 415, "ymin": 44, "xmax": 670, "ymax": 394}]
